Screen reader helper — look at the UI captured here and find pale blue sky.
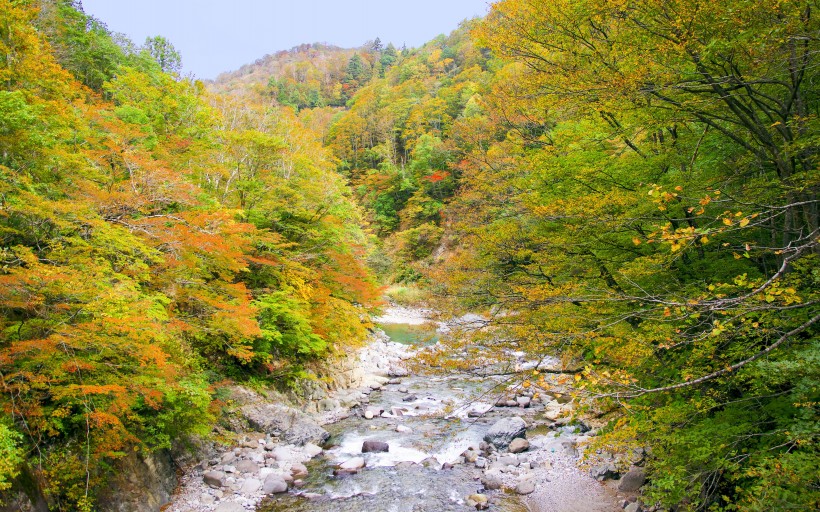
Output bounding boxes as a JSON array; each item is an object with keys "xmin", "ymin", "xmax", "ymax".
[{"xmin": 80, "ymin": 0, "xmax": 492, "ymax": 79}]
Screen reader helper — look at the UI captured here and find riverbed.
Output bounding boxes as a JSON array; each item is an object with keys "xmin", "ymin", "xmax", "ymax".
[{"xmin": 167, "ymin": 308, "xmax": 623, "ymax": 512}]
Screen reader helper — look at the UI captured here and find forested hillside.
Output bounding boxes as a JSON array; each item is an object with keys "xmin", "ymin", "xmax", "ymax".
[
  {"xmin": 0, "ymin": 1, "xmax": 378, "ymax": 509},
  {"xmin": 1, "ymin": 0, "xmax": 818, "ymax": 511},
  {"xmin": 235, "ymin": 1, "xmax": 817, "ymax": 509}
]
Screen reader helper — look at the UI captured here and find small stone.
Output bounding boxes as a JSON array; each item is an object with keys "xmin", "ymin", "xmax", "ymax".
[
  {"xmin": 396, "ymin": 425, "xmax": 413, "ymax": 433},
  {"xmin": 203, "ymin": 470, "xmax": 227, "ymax": 488},
  {"xmin": 200, "ymin": 493, "xmax": 215, "ymax": 505},
  {"xmin": 362, "ymin": 440, "xmax": 390, "ymax": 453},
  {"xmin": 304, "ymin": 443, "xmax": 323, "ymax": 458},
  {"xmin": 506, "ymin": 400, "xmax": 518, "ymax": 407},
  {"xmin": 214, "ymin": 503, "xmax": 245, "ymax": 512},
  {"xmin": 398, "ymin": 387, "xmax": 409, "ymax": 393},
  {"xmin": 262, "ymin": 474, "xmax": 288, "ymax": 494},
  {"xmin": 364, "ymin": 410, "xmax": 374, "ymax": 419},
  {"xmin": 466, "ymin": 493, "xmax": 490, "ymax": 510},
  {"xmin": 481, "ymin": 474, "xmax": 503, "ymax": 490},
  {"xmin": 290, "ymin": 462, "xmax": 309, "ymax": 479},
  {"xmin": 498, "ymin": 454, "xmax": 519, "ymax": 467},
  {"xmin": 235, "ymin": 460, "xmax": 259, "ymax": 474},
  {"xmin": 590, "ymin": 463, "xmax": 619, "ymax": 481},
  {"xmin": 222, "ymin": 465, "xmax": 236, "ymax": 474},
  {"xmin": 463, "ymin": 450, "xmax": 479, "ymax": 463},
  {"xmin": 475, "ymin": 457, "xmax": 487, "ymax": 469},
  {"xmin": 264, "ymin": 442, "xmax": 276, "ymax": 451},
  {"xmin": 624, "ymin": 503, "xmax": 642, "ymax": 512},
  {"xmin": 240, "ymin": 478, "xmax": 261, "ymax": 494},
  {"xmin": 402, "ymin": 394, "xmax": 418, "ymax": 402},
  {"xmin": 516, "ymin": 480, "xmax": 536, "ymax": 495},
  {"xmin": 339, "ymin": 457, "xmax": 366, "ymax": 471},
  {"xmin": 509, "ymin": 438, "xmax": 530, "ymax": 454},
  {"xmin": 516, "ymin": 396, "xmax": 532, "ymax": 408}
]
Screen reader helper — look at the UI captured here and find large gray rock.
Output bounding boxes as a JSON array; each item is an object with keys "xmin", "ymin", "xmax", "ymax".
[
  {"xmin": 618, "ymin": 467, "xmax": 646, "ymax": 492},
  {"xmin": 484, "ymin": 417, "xmax": 527, "ymax": 449},
  {"xmin": 233, "ymin": 387, "xmax": 330, "ymax": 446}
]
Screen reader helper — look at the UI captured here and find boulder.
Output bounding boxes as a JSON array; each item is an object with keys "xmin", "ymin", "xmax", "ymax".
[
  {"xmin": 618, "ymin": 467, "xmax": 646, "ymax": 492},
  {"xmin": 203, "ymin": 470, "xmax": 227, "ymax": 489},
  {"xmin": 624, "ymin": 503, "xmax": 642, "ymax": 512},
  {"xmin": 509, "ymin": 438, "xmax": 530, "ymax": 454},
  {"xmin": 484, "ymin": 417, "xmax": 527, "ymax": 449},
  {"xmin": 362, "ymin": 440, "xmax": 390, "ymax": 453},
  {"xmin": 262, "ymin": 474, "xmax": 288, "ymax": 494}
]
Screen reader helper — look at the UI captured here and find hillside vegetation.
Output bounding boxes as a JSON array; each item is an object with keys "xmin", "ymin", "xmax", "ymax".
[
  {"xmin": 1, "ymin": 0, "xmax": 818, "ymax": 511},
  {"xmin": 0, "ymin": 1, "xmax": 378, "ymax": 508}
]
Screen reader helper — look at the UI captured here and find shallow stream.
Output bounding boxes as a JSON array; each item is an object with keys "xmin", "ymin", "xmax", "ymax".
[{"xmin": 259, "ymin": 322, "xmax": 529, "ymax": 512}]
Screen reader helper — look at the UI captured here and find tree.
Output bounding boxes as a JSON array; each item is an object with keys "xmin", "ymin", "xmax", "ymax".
[
  {"xmin": 432, "ymin": 1, "xmax": 820, "ymax": 510},
  {"xmin": 142, "ymin": 36, "xmax": 182, "ymax": 75}
]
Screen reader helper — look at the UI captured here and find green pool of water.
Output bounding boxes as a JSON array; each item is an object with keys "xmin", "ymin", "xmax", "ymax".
[{"xmin": 377, "ymin": 322, "xmax": 439, "ymax": 345}]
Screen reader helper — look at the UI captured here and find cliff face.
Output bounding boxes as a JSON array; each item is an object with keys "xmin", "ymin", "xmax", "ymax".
[{"xmin": 96, "ymin": 451, "xmax": 179, "ymax": 512}]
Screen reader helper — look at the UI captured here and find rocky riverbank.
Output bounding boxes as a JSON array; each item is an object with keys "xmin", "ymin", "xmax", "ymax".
[{"xmin": 164, "ymin": 307, "xmax": 649, "ymax": 512}]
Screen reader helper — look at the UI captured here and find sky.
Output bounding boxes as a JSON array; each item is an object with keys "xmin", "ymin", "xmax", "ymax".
[{"xmin": 80, "ymin": 0, "xmax": 492, "ymax": 80}]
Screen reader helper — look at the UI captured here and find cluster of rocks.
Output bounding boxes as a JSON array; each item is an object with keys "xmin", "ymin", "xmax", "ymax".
[
  {"xmin": 165, "ymin": 332, "xmax": 415, "ymax": 512},
  {"xmin": 167, "ymin": 433, "xmax": 324, "ymax": 512}
]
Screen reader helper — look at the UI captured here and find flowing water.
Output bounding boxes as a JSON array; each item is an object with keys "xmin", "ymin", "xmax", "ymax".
[{"xmin": 258, "ymin": 322, "xmax": 530, "ymax": 512}]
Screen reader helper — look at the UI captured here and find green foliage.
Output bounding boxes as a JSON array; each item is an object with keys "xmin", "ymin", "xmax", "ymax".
[
  {"xmin": 254, "ymin": 291, "xmax": 328, "ymax": 360},
  {"xmin": 0, "ymin": 2, "xmax": 379, "ymax": 509},
  {"xmin": 0, "ymin": 423, "xmax": 22, "ymax": 492}
]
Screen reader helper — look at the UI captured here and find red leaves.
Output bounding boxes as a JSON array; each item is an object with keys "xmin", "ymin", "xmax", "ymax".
[{"xmin": 424, "ymin": 170, "xmax": 450, "ymax": 183}]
